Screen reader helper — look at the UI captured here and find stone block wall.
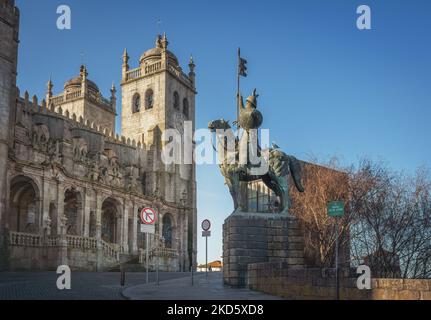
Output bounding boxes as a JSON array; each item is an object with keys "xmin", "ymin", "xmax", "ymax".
[
  {"xmin": 247, "ymin": 262, "xmax": 431, "ymax": 300},
  {"xmin": 223, "ymin": 213, "xmax": 305, "ymax": 287}
]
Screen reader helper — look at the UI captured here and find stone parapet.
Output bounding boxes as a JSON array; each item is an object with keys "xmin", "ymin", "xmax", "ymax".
[{"xmin": 247, "ymin": 262, "xmax": 431, "ymax": 300}]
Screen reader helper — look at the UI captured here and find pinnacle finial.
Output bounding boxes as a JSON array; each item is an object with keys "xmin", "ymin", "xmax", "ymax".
[
  {"xmin": 156, "ymin": 34, "xmax": 163, "ymax": 48},
  {"xmin": 189, "ymin": 54, "xmax": 196, "ymax": 74},
  {"xmin": 80, "ymin": 64, "xmax": 88, "ymax": 78},
  {"xmin": 161, "ymin": 33, "xmax": 169, "ymax": 49},
  {"xmin": 47, "ymin": 76, "xmax": 53, "ymax": 89}
]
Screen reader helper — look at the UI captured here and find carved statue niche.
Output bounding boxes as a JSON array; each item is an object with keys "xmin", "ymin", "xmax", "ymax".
[
  {"xmin": 97, "ymin": 152, "xmax": 110, "ymax": 184},
  {"xmin": 72, "ymin": 137, "xmax": 88, "ymax": 162},
  {"xmin": 103, "ymin": 149, "xmax": 123, "ymax": 187},
  {"xmin": 31, "ymin": 124, "xmax": 50, "ymax": 151},
  {"xmin": 86, "ymin": 152, "xmax": 100, "ymax": 181},
  {"xmin": 47, "ymin": 139, "xmax": 61, "ymax": 165},
  {"xmin": 125, "ymin": 165, "xmax": 139, "ymax": 192}
]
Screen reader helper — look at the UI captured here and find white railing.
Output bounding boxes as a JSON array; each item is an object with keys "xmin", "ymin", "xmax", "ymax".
[{"xmin": 9, "ymin": 232, "xmax": 41, "ymax": 247}]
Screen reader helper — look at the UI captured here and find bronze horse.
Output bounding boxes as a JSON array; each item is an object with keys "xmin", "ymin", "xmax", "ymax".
[{"xmin": 208, "ymin": 118, "xmax": 304, "ymax": 214}]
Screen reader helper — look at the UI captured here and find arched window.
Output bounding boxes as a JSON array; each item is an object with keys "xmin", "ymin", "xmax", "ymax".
[
  {"xmin": 183, "ymin": 98, "xmax": 189, "ymax": 118},
  {"xmin": 145, "ymin": 89, "xmax": 154, "ymax": 109},
  {"xmin": 132, "ymin": 93, "xmax": 140, "ymax": 113},
  {"xmin": 173, "ymin": 91, "xmax": 180, "ymax": 110},
  {"xmin": 162, "ymin": 214, "xmax": 173, "ymax": 248}
]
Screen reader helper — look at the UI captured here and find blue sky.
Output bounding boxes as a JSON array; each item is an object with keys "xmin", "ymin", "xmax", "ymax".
[{"xmin": 15, "ymin": 0, "xmax": 431, "ymax": 264}]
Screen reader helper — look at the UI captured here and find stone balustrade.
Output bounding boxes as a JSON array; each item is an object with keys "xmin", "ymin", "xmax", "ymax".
[
  {"xmin": 100, "ymin": 239, "xmax": 120, "ymax": 260},
  {"xmin": 66, "ymin": 235, "xmax": 97, "ymax": 250},
  {"xmin": 65, "ymin": 90, "xmax": 82, "ymax": 100},
  {"xmin": 126, "ymin": 61, "xmax": 163, "ymax": 81},
  {"xmin": 50, "ymin": 89, "xmax": 112, "ymax": 110},
  {"xmin": 9, "ymin": 232, "xmax": 120, "ymax": 262},
  {"xmin": 9, "ymin": 231, "xmax": 41, "ymax": 247},
  {"xmin": 125, "ymin": 60, "xmax": 192, "ymax": 88},
  {"xmin": 46, "ymin": 236, "xmax": 59, "ymax": 247}
]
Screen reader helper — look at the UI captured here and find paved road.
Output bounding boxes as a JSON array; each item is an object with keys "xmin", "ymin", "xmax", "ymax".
[
  {"xmin": 0, "ymin": 271, "xmax": 282, "ymax": 300},
  {"xmin": 123, "ymin": 272, "xmax": 283, "ymax": 300},
  {"xmin": 0, "ymin": 271, "xmax": 190, "ymax": 300}
]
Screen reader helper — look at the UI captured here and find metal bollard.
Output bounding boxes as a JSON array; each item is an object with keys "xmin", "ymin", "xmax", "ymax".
[
  {"xmin": 191, "ymin": 266, "xmax": 194, "ymax": 286},
  {"xmin": 120, "ymin": 266, "xmax": 125, "ymax": 287}
]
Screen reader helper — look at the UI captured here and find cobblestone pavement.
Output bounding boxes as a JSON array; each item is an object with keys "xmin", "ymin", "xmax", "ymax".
[
  {"xmin": 122, "ymin": 272, "xmax": 283, "ymax": 300},
  {"xmin": 0, "ymin": 272, "xmax": 191, "ymax": 300}
]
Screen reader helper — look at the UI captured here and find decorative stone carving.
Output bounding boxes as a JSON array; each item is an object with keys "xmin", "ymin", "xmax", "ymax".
[
  {"xmin": 31, "ymin": 124, "xmax": 50, "ymax": 151},
  {"xmin": 72, "ymin": 137, "xmax": 88, "ymax": 162}
]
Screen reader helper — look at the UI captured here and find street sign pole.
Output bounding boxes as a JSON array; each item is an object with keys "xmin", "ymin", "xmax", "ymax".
[
  {"xmin": 146, "ymin": 232, "xmax": 149, "ymax": 284},
  {"xmin": 157, "ymin": 235, "xmax": 159, "ymax": 286},
  {"xmin": 327, "ymin": 201, "xmax": 344, "ymax": 301},
  {"xmin": 139, "ymin": 207, "xmax": 158, "ymax": 286},
  {"xmin": 201, "ymin": 219, "xmax": 211, "ymax": 280},
  {"xmin": 335, "ymin": 216, "xmax": 339, "ymax": 300},
  {"xmin": 205, "ymin": 237, "xmax": 208, "ymax": 279}
]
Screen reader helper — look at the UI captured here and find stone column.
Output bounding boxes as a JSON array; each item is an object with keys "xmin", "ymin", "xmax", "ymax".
[
  {"xmin": 116, "ymin": 212, "xmax": 123, "ymax": 246},
  {"xmin": 95, "ymin": 193, "xmax": 102, "ymax": 240},
  {"xmin": 56, "ymin": 181, "xmax": 65, "ymax": 236},
  {"xmin": 131, "ymin": 201, "xmax": 138, "ymax": 254},
  {"xmin": 122, "ymin": 202, "xmax": 129, "ymax": 253},
  {"xmin": 183, "ymin": 210, "xmax": 189, "ymax": 272},
  {"xmin": 55, "ymin": 180, "xmax": 68, "ymax": 266},
  {"xmin": 40, "ymin": 177, "xmax": 51, "ymax": 236},
  {"xmin": 95, "ymin": 192, "xmax": 103, "ymax": 271},
  {"xmin": 82, "ymin": 188, "xmax": 92, "ymax": 237}
]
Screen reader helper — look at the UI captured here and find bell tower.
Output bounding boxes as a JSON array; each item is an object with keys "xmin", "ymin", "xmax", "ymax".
[
  {"xmin": 120, "ymin": 34, "xmax": 198, "ymax": 271},
  {"xmin": 120, "ymin": 34, "xmax": 197, "ymax": 148}
]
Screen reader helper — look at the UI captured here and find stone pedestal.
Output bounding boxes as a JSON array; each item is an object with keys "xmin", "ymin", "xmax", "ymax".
[{"xmin": 223, "ymin": 212, "xmax": 304, "ymax": 287}]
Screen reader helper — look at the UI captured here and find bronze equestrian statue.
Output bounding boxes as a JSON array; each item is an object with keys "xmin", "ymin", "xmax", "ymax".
[{"xmin": 208, "ymin": 89, "xmax": 304, "ymax": 214}]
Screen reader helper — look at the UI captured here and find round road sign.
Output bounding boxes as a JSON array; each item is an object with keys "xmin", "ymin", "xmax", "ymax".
[
  {"xmin": 201, "ymin": 219, "xmax": 211, "ymax": 231},
  {"xmin": 140, "ymin": 207, "xmax": 157, "ymax": 225}
]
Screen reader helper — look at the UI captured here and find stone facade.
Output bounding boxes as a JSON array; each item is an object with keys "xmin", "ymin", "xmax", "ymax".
[
  {"xmin": 0, "ymin": 0, "xmax": 197, "ymax": 272},
  {"xmin": 223, "ymin": 212, "xmax": 305, "ymax": 287},
  {"xmin": 247, "ymin": 262, "xmax": 431, "ymax": 300}
]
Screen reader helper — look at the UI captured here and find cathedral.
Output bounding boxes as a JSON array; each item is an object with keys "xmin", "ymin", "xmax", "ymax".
[{"xmin": 0, "ymin": 0, "xmax": 197, "ymax": 271}]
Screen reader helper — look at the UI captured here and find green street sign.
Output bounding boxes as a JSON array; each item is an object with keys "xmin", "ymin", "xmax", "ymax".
[{"xmin": 327, "ymin": 201, "xmax": 344, "ymax": 217}]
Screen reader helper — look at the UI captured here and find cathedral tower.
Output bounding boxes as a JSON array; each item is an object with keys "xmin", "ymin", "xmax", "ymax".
[
  {"xmin": 121, "ymin": 34, "xmax": 196, "ymax": 148},
  {"xmin": 121, "ymin": 34, "xmax": 197, "ymax": 270},
  {"xmin": 0, "ymin": 0, "xmax": 19, "ymax": 269}
]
